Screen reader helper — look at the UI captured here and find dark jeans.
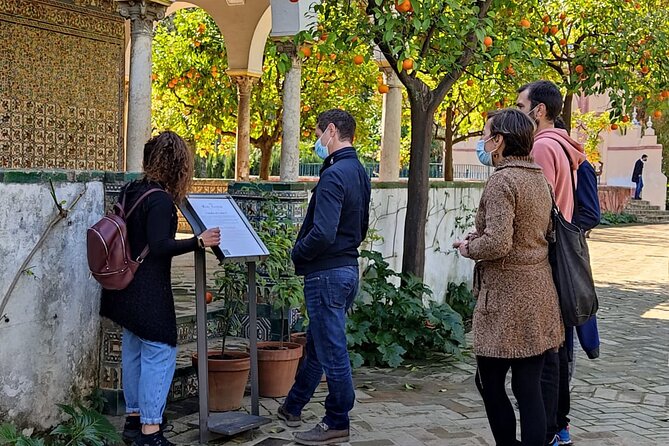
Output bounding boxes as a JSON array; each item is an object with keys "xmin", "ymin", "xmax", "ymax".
[
  {"xmin": 284, "ymin": 265, "xmax": 359, "ymax": 430},
  {"xmin": 634, "ymin": 178, "xmax": 643, "ymax": 199},
  {"xmin": 476, "ymin": 354, "xmax": 547, "ymax": 446},
  {"xmin": 541, "ymin": 345, "xmax": 570, "ymax": 443}
]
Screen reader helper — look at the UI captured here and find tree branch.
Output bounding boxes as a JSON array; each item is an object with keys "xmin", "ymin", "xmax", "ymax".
[{"xmin": 433, "ymin": 0, "xmax": 494, "ymax": 105}]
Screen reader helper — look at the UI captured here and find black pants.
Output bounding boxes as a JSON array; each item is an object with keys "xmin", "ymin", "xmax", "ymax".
[
  {"xmin": 476, "ymin": 354, "xmax": 546, "ymax": 446},
  {"xmin": 541, "ymin": 345, "xmax": 570, "ymax": 444}
]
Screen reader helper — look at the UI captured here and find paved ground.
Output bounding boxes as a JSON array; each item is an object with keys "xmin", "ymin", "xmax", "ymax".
[{"xmin": 110, "ymin": 224, "xmax": 669, "ymax": 445}]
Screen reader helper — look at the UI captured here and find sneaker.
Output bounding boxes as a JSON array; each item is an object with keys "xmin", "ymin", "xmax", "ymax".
[
  {"xmin": 277, "ymin": 405, "xmax": 302, "ymax": 427},
  {"xmin": 131, "ymin": 431, "xmax": 174, "ymax": 446},
  {"xmin": 294, "ymin": 422, "xmax": 350, "ymax": 445},
  {"xmin": 557, "ymin": 426, "xmax": 573, "ymax": 445},
  {"xmin": 122, "ymin": 417, "xmax": 171, "ymax": 444}
]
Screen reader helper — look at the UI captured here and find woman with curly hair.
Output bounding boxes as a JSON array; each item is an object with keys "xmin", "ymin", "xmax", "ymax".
[{"xmin": 100, "ymin": 131, "xmax": 220, "ymax": 446}]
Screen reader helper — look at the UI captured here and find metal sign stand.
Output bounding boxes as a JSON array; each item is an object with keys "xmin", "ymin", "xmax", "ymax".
[{"xmin": 180, "ymin": 195, "xmax": 270, "ymax": 444}]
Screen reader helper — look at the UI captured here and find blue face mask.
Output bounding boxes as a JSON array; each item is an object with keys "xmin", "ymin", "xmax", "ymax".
[
  {"xmin": 314, "ymin": 132, "xmax": 331, "ymax": 160},
  {"xmin": 476, "ymin": 137, "xmax": 495, "ymax": 167}
]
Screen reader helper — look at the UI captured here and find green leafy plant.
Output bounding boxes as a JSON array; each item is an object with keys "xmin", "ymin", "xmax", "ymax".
[
  {"xmin": 346, "ymin": 250, "xmax": 466, "ymax": 368},
  {"xmin": 0, "ymin": 404, "xmax": 120, "ymax": 446},
  {"xmin": 212, "ymin": 262, "xmax": 247, "ymax": 358},
  {"xmin": 599, "ymin": 211, "xmax": 637, "ymax": 226},
  {"xmin": 444, "ymin": 282, "xmax": 476, "ymax": 324}
]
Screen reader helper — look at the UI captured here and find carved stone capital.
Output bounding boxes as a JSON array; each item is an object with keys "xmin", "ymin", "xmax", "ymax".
[
  {"xmin": 230, "ymin": 75, "xmax": 259, "ymax": 96},
  {"xmin": 116, "ymin": 0, "xmax": 167, "ymax": 35},
  {"xmin": 381, "ymin": 67, "xmax": 402, "ymax": 89},
  {"xmin": 275, "ymin": 41, "xmax": 298, "ymax": 57}
]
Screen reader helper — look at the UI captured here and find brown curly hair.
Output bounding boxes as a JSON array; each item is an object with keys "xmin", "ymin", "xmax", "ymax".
[{"xmin": 142, "ymin": 131, "xmax": 193, "ymax": 203}]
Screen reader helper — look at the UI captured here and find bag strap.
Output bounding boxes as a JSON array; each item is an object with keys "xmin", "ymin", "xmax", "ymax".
[
  {"xmin": 538, "ymin": 135, "xmax": 580, "ymax": 223},
  {"xmin": 122, "ymin": 188, "xmax": 168, "ymax": 262}
]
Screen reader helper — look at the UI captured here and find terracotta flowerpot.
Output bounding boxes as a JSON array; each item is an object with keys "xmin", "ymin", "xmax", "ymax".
[
  {"xmin": 192, "ymin": 350, "xmax": 250, "ymax": 412},
  {"xmin": 289, "ymin": 333, "xmax": 327, "ymax": 383},
  {"xmin": 257, "ymin": 341, "xmax": 304, "ymax": 398}
]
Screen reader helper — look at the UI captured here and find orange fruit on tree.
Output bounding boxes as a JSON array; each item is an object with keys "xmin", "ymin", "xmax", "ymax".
[
  {"xmin": 194, "ymin": 40, "xmax": 201, "ymax": 47},
  {"xmin": 353, "ymin": 55, "xmax": 364, "ymax": 65},
  {"xmin": 197, "ymin": 23, "xmax": 206, "ymax": 34},
  {"xmin": 320, "ymin": 33, "xmax": 328, "ymax": 41},
  {"xmin": 395, "ymin": 0, "xmax": 411, "ymax": 13},
  {"xmin": 302, "ymin": 105, "xmax": 311, "ymax": 112},
  {"xmin": 550, "ymin": 26, "xmax": 559, "ymax": 35},
  {"xmin": 378, "ymin": 84, "xmax": 389, "ymax": 94},
  {"xmin": 483, "ymin": 36, "xmax": 493, "ymax": 47},
  {"xmin": 542, "ymin": 25, "xmax": 549, "ymax": 34},
  {"xmin": 329, "ymin": 53, "xmax": 337, "ymax": 61},
  {"xmin": 402, "ymin": 58, "xmax": 414, "ymax": 70},
  {"xmin": 559, "ymin": 12, "xmax": 566, "ymax": 20},
  {"xmin": 661, "ymin": 90, "xmax": 669, "ymax": 98},
  {"xmin": 610, "ymin": 123, "xmax": 619, "ymax": 130},
  {"xmin": 481, "ymin": 111, "xmax": 488, "ymax": 119},
  {"xmin": 205, "ymin": 291, "xmax": 213, "ymax": 304},
  {"xmin": 559, "ymin": 38, "xmax": 568, "ymax": 46},
  {"xmin": 621, "ymin": 116, "xmax": 629, "ymax": 123},
  {"xmin": 519, "ymin": 19, "xmax": 531, "ymax": 28},
  {"xmin": 640, "ymin": 66, "xmax": 649, "ymax": 74},
  {"xmin": 301, "ymin": 46, "xmax": 312, "ymax": 57},
  {"xmin": 542, "ymin": 15, "xmax": 550, "ymax": 23},
  {"xmin": 654, "ymin": 110, "xmax": 663, "ymax": 118},
  {"xmin": 575, "ymin": 64, "xmax": 584, "ymax": 74},
  {"xmin": 466, "ymin": 79, "xmax": 474, "ymax": 87}
]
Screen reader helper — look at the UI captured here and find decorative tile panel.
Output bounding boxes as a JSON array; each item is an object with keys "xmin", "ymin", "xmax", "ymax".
[{"xmin": 0, "ymin": 0, "xmax": 124, "ymax": 171}]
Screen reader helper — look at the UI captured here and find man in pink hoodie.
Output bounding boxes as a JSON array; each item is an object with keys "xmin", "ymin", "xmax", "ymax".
[{"xmin": 516, "ymin": 80, "xmax": 586, "ymax": 446}]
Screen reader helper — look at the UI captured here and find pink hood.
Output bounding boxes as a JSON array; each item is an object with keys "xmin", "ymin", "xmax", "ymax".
[{"xmin": 531, "ymin": 128, "xmax": 586, "ymax": 222}]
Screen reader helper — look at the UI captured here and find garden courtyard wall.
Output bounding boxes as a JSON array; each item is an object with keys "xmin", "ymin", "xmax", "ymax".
[{"xmin": 0, "ymin": 173, "xmax": 483, "ymax": 427}]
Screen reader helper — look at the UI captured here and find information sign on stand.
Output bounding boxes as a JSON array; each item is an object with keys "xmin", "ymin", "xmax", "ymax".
[{"xmin": 179, "ymin": 194, "xmax": 270, "ymax": 444}]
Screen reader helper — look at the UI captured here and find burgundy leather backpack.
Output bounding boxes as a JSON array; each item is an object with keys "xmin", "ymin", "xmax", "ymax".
[{"xmin": 87, "ymin": 188, "xmax": 164, "ymax": 290}]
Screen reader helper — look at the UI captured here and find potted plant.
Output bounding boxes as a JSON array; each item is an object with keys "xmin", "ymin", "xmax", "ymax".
[
  {"xmin": 192, "ymin": 262, "xmax": 250, "ymax": 412},
  {"xmin": 254, "ymin": 198, "xmax": 304, "ymax": 398}
]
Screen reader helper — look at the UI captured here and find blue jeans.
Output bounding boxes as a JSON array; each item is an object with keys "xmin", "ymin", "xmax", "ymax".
[
  {"xmin": 284, "ymin": 265, "xmax": 359, "ymax": 430},
  {"xmin": 122, "ymin": 329, "xmax": 177, "ymax": 425},
  {"xmin": 634, "ymin": 177, "xmax": 643, "ymax": 199}
]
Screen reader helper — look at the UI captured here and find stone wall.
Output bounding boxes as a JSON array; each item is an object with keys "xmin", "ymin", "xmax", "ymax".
[
  {"xmin": 0, "ymin": 170, "xmax": 106, "ymax": 429},
  {"xmin": 365, "ymin": 182, "xmax": 483, "ymax": 303},
  {"xmin": 0, "ymin": 0, "xmax": 125, "ymax": 171}
]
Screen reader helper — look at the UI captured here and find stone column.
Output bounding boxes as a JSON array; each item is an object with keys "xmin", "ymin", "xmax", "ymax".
[
  {"xmin": 277, "ymin": 43, "xmax": 302, "ymax": 182},
  {"xmin": 117, "ymin": 0, "xmax": 167, "ymax": 172},
  {"xmin": 231, "ymin": 75, "xmax": 257, "ymax": 181},
  {"xmin": 379, "ymin": 68, "xmax": 402, "ymax": 181}
]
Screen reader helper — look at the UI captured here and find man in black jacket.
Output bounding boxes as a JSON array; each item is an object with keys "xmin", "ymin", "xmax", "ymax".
[
  {"xmin": 278, "ymin": 109, "xmax": 371, "ymax": 445},
  {"xmin": 631, "ymin": 154, "xmax": 647, "ymax": 199}
]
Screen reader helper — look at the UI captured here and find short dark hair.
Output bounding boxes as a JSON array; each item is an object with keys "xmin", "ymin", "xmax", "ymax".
[
  {"xmin": 642, "ymin": 154, "xmax": 648, "ymax": 159},
  {"xmin": 487, "ymin": 108, "xmax": 536, "ymax": 157},
  {"xmin": 517, "ymin": 81, "xmax": 563, "ymax": 121},
  {"xmin": 317, "ymin": 109, "xmax": 356, "ymax": 142}
]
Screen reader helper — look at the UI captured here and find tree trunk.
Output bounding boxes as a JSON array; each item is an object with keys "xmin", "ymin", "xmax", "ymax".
[
  {"xmin": 562, "ymin": 92, "xmax": 573, "ymax": 134},
  {"xmin": 259, "ymin": 140, "xmax": 273, "ymax": 180},
  {"xmin": 443, "ymin": 107, "xmax": 454, "ymax": 181},
  {"xmin": 401, "ymin": 99, "xmax": 435, "ymax": 280}
]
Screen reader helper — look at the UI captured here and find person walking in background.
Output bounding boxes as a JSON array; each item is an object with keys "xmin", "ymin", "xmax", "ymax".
[
  {"xmin": 632, "ymin": 154, "xmax": 648, "ymax": 200},
  {"xmin": 278, "ymin": 109, "xmax": 371, "ymax": 446},
  {"xmin": 516, "ymin": 80, "xmax": 586, "ymax": 446},
  {"xmin": 100, "ymin": 131, "xmax": 220, "ymax": 446},
  {"xmin": 455, "ymin": 109, "xmax": 564, "ymax": 446}
]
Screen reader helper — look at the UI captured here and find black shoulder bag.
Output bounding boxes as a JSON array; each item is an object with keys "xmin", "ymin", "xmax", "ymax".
[{"xmin": 548, "ymin": 143, "xmax": 599, "ymax": 327}]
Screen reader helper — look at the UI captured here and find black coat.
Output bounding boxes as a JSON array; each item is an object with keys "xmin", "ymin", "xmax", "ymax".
[
  {"xmin": 99, "ymin": 179, "xmax": 197, "ymax": 346},
  {"xmin": 631, "ymin": 159, "xmax": 644, "ymax": 182},
  {"xmin": 291, "ymin": 147, "xmax": 371, "ymax": 276}
]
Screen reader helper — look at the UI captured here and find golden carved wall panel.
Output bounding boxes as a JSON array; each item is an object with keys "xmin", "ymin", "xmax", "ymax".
[{"xmin": 0, "ymin": 0, "xmax": 125, "ymax": 170}]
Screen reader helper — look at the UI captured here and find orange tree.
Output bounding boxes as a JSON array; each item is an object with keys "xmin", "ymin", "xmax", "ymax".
[
  {"xmin": 521, "ymin": 0, "xmax": 669, "ymax": 131},
  {"xmin": 152, "ymin": 9, "xmax": 381, "ymax": 180},
  {"xmin": 312, "ymin": 0, "xmax": 540, "ymax": 278}
]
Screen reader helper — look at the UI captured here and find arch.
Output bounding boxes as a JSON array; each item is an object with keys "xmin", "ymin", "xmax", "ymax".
[{"xmin": 167, "ymin": 0, "xmax": 270, "ymax": 78}]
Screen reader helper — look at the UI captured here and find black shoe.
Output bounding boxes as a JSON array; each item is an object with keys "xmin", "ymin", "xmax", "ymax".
[
  {"xmin": 277, "ymin": 405, "xmax": 302, "ymax": 427},
  {"xmin": 293, "ymin": 422, "xmax": 350, "ymax": 445},
  {"xmin": 122, "ymin": 417, "xmax": 171, "ymax": 444},
  {"xmin": 131, "ymin": 431, "xmax": 175, "ymax": 446}
]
